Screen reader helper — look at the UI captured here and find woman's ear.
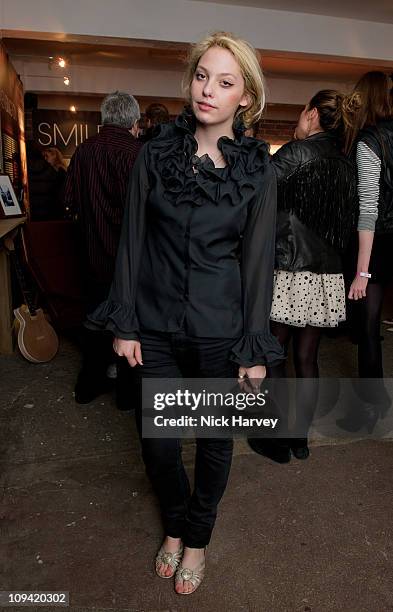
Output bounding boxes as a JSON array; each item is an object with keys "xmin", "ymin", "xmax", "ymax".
[{"xmin": 239, "ymin": 92, "xmax": 252, "ymax": 109}]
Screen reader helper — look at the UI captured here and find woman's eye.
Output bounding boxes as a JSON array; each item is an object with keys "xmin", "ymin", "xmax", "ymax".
[
  {"xmin": 222, "ymin": 81, "xmax": 234, "ymax": 87},
  {"xmin": 196, "ymin": 72, "xmax": 206, "ymax": 80}
]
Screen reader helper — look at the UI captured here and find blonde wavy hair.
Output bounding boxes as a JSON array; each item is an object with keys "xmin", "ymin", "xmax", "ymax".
[
  {"xmin": 182, "ymin": 32, "xmax": 265, "ymax": 128},
  {"xmin": 43, "ymin": 146, "xmax": 67, "ymax": 171}
]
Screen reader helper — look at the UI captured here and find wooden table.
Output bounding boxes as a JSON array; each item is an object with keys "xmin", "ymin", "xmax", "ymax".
[{"xmin": 0, "ymin": 217, "xmax": 27, "ymax": 354}]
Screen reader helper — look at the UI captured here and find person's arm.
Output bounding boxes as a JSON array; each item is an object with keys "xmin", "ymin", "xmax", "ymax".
[
  {"xmin": 86, "ymin": 146, "xmax": 150, "ymax": 363},
  {"xmin": 348, "ymin": 141, "xmax": 381, "ymax": 300},
  {"xmin": 231, "ymin": 162, "xmax": 285, "ymax": 380}
]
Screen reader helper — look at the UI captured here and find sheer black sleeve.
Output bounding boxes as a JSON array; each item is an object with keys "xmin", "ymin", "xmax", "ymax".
[
  {"xmin": 230, "ymin": 163, "xmax": 284, "ymax": 367},
  {"xmin": 85, "ymin": 145, "xmax": 150, "ymax": 339}
]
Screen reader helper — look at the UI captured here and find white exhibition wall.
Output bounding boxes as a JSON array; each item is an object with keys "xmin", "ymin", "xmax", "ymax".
[
  {"xmin": 11, "ymin": 59, "xmax": 355, "ymax": 106},
  {"xmin": 2, "ymin": 0, "xmax": 393, "ymax": 61},
  {"xmin": 2, "ymin": 0, "xmax": 392, "ymax": 107}
]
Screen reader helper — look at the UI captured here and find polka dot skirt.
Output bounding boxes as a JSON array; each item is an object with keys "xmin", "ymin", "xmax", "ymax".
[{"xmin": 270, "ymin": 270, "xmax": 346, "ymax": 328}]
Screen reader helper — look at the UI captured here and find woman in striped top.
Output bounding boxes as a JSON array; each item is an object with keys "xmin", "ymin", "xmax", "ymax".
[{"xmin": 339, "ymin": 72, "xmax": 393, "ymax": 430}]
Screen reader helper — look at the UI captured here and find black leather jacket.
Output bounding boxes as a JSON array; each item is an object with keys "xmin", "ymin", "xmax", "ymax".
[
  {"xmin": 358, "ymin": 119, "xmax": 393, "ymax": 233},
  {"xmin": 272, "ymin": 132, "xmax": 357, "ymax": 274}
]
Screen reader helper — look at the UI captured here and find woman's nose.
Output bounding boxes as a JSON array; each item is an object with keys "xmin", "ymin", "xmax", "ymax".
[{"xmin": 202, "ymin": 80, "xmax": 214, "ymax": 97}]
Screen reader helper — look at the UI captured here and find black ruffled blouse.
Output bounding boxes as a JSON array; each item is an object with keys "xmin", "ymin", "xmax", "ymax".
[{"xmin": 87, "ymin": 111, "xmax": 284, "ymax": 367}]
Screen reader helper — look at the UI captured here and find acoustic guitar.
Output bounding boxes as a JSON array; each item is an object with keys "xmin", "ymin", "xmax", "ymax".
[{"xmin": 5, "ymin": 236, "xmax": 59, "ymax": 363}]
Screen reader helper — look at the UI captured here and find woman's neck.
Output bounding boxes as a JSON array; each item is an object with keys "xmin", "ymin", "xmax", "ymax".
[
  {"xmin": 194, "ymin": 121, "xmax": 234, "ymax": 157},
  {"xmin": 307, "ymin": 125, "xmax": 324, "ymax": 138}
]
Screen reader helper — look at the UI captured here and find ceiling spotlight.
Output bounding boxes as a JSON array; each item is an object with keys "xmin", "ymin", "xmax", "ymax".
[
  {"xmin": 63, "ymin": 76, "xmax": 70, "ymax": 86},
  {"xmin": 70, "ymin": 105, "xmax": 76, "ymax": 113},
  {"xmin": 58, "ymin": 57, "xmax": 66, "ymax": 68}
]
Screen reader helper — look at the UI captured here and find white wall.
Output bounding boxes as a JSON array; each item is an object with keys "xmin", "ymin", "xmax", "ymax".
[
  {"xmin": 2, "ymin": 0, "xmax": 393, "ymax": 62},
  {"xmin": 13, "ymin": 60, "xmax": 184, "ymax": 98},
  {"xmin": 4, "ymin": 0, "xmax": 390, "ymax": 107},
  {"xmin": 12, "ymin": 58, "xmax": 355, "ymax": 106}
]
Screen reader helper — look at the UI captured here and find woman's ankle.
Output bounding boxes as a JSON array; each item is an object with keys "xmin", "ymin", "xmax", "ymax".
[
  {"xmin": 163, "ymin": 535, "xmax": 182, "ymax": 549},
  {"xmin": 182, "ymin": 545, "xmax": 206, "ymax": 555}
]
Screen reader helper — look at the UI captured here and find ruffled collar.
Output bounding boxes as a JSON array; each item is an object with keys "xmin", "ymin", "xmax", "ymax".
[{"xmin": 148, "ymin": 108, "xmax": 269, "ymax": 207}]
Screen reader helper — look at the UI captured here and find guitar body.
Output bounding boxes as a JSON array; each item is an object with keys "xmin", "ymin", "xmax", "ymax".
[{"xmin": 14, "ymin": 304, "xmax": 59, "ymax": 363}]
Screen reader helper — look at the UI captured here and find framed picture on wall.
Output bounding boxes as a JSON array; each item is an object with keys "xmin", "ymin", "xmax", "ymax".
[{"xmin": 0, "ymin": 174, "xmax": 23, "ymax": 218}]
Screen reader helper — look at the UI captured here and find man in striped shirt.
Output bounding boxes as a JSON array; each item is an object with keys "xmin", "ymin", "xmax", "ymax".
[{"xmin": 64, "ymin": 91, "xmax": 142, "ymax": 407}]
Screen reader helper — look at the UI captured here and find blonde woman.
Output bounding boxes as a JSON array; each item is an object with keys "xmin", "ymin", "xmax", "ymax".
[
  {"xmin": 43, "ymin": 146, "xmax": 68, "ymax": 172},
  {"xmin": 88, "ymin": 32, "xmax": 283, "ymax": 594}
]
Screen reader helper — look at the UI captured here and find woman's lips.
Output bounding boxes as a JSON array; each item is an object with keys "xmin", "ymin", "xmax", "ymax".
[{"xmin": 197, "ymin": 102, "xmax": 216, "ymax": 112}]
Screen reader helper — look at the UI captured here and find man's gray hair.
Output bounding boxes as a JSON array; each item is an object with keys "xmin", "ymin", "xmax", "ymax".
[{"xmin": 101, "ymin": 91, "xmax": 140, "ymax": 128}]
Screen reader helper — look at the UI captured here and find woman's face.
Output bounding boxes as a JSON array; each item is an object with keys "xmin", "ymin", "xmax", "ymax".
[
  {"xmin": 190, "ymin": 46, "xmax": 249, "ymax": 130},
  {"xmin": 43, "ymin": 149, "xmax": 56, "ymax": 165}
]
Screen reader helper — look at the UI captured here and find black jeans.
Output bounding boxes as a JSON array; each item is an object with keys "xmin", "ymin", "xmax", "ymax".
[{"xmin": 134, "ymin": 330, "xmax": 238, "ymax": 548}]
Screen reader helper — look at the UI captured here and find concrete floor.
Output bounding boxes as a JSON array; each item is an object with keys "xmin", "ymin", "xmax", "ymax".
[{"xmin": 1, "ymin": 330, "xmax": 393, "ymax": 612}]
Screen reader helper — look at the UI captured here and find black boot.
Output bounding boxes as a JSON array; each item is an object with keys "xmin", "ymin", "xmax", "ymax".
[
  {"xmin": 336, "ymin": 405, "xmax": 380, "ymax": 434},
  {"xmin": 248, "ymin": 438, "xmax": 291, "ymax": 463},
  {"xmin": 290, "ymin": 438, "xmax": 310, "ymax": 460},
  {"xmin": 74, "ymin": 369, "xmax": 114, "ymax": 404}
]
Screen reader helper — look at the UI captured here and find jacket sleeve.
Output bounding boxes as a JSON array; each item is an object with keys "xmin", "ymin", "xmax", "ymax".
[
  {"xmin": 271, "ymin": 140, "xmax": 302, "ymax": 183},
  {"xmin": 85, "ymin": 145, "xmax": 150, "ymax": 339},
  {"xmin": 230, "ymin": 162, "xmax": 285, "ymax": 367}
]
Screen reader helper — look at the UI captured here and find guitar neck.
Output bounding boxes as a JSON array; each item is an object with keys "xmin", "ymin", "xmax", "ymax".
[{"xmin": 8, "ymin": 250, "xmax": 37, "ymax": 317}]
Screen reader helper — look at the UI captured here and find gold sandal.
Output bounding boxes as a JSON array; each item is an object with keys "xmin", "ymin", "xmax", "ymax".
[
  {"xmin": 155, "ymin": 541, "xmax": 183, "ymax": 579},
  {"xmin": 175, "ymin": 547, "xmax": 206, "ymax": 595}
]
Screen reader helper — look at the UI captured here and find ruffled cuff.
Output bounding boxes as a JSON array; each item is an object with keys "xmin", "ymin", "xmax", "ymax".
[
  {"xmin": 230, "ymin": 331, "xmax": 285, "ymax": 367},
  {"xmin": 85, "ymin": 300, "xmax": 140, "ymax": 340}
]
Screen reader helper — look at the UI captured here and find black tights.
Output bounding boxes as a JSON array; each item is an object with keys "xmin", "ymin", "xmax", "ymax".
[
  {"xmin": 357, "ymin": 283, "xmax": 384, "ymax": 378},
  {"xmin": 268, "ymin": 322, "xmax": 322, "ymax": 437},
  {"xmin": 351, "ymin": 282, "xmax": 391, "ymax": 407},
  {"xmin": 269, "ymin": 322, "xmax": 322, "ymax": 378}
]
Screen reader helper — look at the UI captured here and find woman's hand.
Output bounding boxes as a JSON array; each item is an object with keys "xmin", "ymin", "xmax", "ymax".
[
  {"xmin": 238, "ymin": 365, "xmax": 266, "ymax": 394},
  {"xmin": 348, "ymin": 275, "xmax": 369, "ymax": 300},
  {"xmin": 349, "ymin": 231, "xmax": 374, "ymax": 301},
  {"xmin": 113, "ymin": 338, "xmax": 143, "ymax": 367}
]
